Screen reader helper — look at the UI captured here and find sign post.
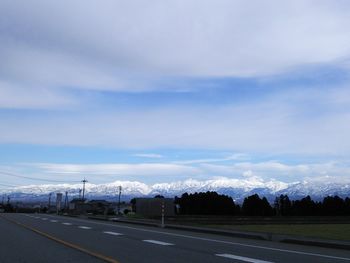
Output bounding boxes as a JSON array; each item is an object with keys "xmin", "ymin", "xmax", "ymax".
[
  {"xmin": 161, "ymin": 201, "xmax": 165, "ymax": 228},
  {"xmin": 56, "ymin": 193, "xmax": 63, "ymax": 215}
]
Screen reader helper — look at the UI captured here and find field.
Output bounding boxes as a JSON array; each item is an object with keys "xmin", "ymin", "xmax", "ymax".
[
  {"xmin": 210, "ymin": 224, "xmax": 350, "ymax": 241},
  {"xmin": 118, "ymin": 215, "xmax": 350, "ymax": 241}
]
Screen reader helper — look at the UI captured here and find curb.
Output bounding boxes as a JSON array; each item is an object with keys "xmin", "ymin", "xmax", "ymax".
[{"xmin": 281, "ymin": 239, "xmax": 350, "ymax": 251}]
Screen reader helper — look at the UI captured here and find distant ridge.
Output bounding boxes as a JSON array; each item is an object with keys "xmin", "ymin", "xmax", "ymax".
[{"xmin": 2, "ymin": 176, "xmax": 350, "ymax": 203}]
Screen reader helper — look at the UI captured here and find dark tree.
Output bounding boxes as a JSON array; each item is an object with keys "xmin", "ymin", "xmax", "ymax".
[
  {"xmin": 291, "ymin": 195, "xmax": 319, "ymax": 216},
  {"xmin": 242, "ymin": 194, "xmax": 273, "ymax": 216},
  {"xmin": 176, "ymin": 191, "xmax": 238, "ymax": 215},
  {"xmin": 345, "ymin": 197, "xmax": 350, "ymax": 215},
  {"xmin": 322, "ymin": 196, "xmax": 345, "ymax": 216},
  {"xmin": 274, "ymin": 194, "xmax": 292, "ymax": 216}
]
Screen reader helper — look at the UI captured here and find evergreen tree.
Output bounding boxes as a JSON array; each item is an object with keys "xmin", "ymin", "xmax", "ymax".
[
  {"xmin": 176, "ymin": 191, "xmax": 238, "ymax": 215},
  {"xmin": 242, "ymin": 194, "xmax": 273, "ymax": 216}
]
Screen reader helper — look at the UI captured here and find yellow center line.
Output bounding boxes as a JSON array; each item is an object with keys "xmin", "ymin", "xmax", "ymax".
[{"xmin": 0, "ymin": 214, "xmax": 120, "ymax": 263}]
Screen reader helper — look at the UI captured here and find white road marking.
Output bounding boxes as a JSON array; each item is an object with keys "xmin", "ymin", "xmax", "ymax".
[
  {"xmin": 50, "ymin": 220, "xmax": 58, "ymax": 223},
  {"xmin": 78, "ymin": 226, "xmax": 92, "ymax": 230},
  {"xmin": 143, "ymin": 240, "xmax": 174, "ymax": 246},
  {"xmin": 42, "ymin": 215, "xmax": 350, "ymax": 261},
  {"xmin": 62, "ymin": 222, "xmax": 72, "ymax": 226},
  {"xmin": 216, "ymin": 254, "xmax": 273, "ymax": 263},
  {"xmin": 103, "ymin": 231, "xmax": 123, "ymax": 236},
  {"xmin": 41, "ymin": 218, "xmax": 48, "ymax": 220}
]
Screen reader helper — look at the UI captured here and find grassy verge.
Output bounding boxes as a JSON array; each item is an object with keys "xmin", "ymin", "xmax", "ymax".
[
  {"xmin": 124, "ymin": 213, "xmax": 145, "ymax": 219},
  {"xmin": 207, "ymin": 224, "xmax": 350, "ymax": 241}
]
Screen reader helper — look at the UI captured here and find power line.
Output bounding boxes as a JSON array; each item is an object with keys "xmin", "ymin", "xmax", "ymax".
[
  {"xmin": 0, "ymin": 171, "xmax": 81, "ymax": 183},
  {"xmin": 0, "ymin": 182, "xmax": 16, "ymax": 188}
]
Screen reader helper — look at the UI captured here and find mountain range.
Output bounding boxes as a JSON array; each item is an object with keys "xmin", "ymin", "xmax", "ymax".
[{"xmin": 2, "ymin": 176, "xmax": 350, "ymax": 203}]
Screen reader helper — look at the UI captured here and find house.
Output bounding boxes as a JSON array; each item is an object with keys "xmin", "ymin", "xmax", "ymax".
[
  {"xmin": 134, "ymin": 198, "xmax": 175, "ymax": 217},
  {"xmin": 69, "ymin": 199, "xmax": 112, "ymax": 215}
]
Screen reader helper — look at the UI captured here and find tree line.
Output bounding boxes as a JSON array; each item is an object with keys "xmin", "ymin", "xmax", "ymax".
[{"xmin": 175, "ymin": 192, "xmax": 350, "ymax": 216}]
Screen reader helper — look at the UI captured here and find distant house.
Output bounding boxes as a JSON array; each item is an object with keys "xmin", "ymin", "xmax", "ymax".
[
  {"xmin": 134, "ymin": 198, "xmax": 175, "ymax": 217},
  {"xmin": 87, "ymin": 200, "xmax": 111, "ymax": 215},
  {"xmin": 69, "ymin": 198, "xmax": 89, "ymax": 214},
  {"xmin": 69, "ymin": 199, "xmax": 111, "ymax": 215}
]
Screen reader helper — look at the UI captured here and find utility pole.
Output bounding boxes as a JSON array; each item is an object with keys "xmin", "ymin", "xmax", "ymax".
[
  {"xmin": 64, "ymin": 191, "xmax": 68, "ymax": 210},
  {"xmin": 82, "ymin": 178, "xmax": 88, "ymax": 200},
  {"xmin": 117, "ymin": 186, "xmax": 122, "ymax": 215},
  {"xmin": 79, "ymin": 189, "xmax": 82, "ymax": 199},
  {"xmin": 48, "ymin": 193, "xmax": 52, "ymax": 212},
  {"xmin": 161, "ymin": 201, "xmax": 165, "ymax": 228}
]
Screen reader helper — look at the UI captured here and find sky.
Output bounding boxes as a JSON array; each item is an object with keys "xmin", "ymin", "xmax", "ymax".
[{"xmin": 1, "ymin": 0, "xmax": 350, "ymax": 188}]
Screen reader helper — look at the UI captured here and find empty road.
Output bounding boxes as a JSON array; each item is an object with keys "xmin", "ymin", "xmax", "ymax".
[{"xmin": 0, "ymin": 213, "xmax": 349, "ymax": 263}]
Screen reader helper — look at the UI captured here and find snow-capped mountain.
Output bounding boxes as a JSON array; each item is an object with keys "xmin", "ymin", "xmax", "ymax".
[
  {"xmin": 2, "ymin": 176, "xmax": 350, "ymax": 203},
  {"xmin": 276, "ymin": 177, "xmax": 350, "ymax": 200}
]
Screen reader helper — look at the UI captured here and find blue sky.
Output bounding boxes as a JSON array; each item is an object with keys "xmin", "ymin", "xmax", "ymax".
[{"xmin": 1, "ymin": 0, "xmax": 350, "ymax": 188}]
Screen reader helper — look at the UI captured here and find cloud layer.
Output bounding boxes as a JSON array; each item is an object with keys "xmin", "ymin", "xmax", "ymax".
[
  {"xmin": 1, "ymin": 86, "xmax": 349, "ymax": 155},
  {"xmin": 8, "ymin": 159, "xmax": 349, "ymax": 185},
  {"xmin": 1, "ymin": 1, "xmax": 350, "ymax": 187},
  {"xmin": 2, "ymin": 0, "xmax": 350, "ymax": 108}
]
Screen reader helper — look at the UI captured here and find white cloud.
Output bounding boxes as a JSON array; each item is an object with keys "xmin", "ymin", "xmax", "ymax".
[
  {"xmin": 1, "ymin": 1, "xmax": 350, "ymax": 108},
  {"xmin": 0, "ymin": 80, "xmax": 77, "ymax": 109},
  {"xmin": 172, "ymin": 153, "xmax": 249, "ymax": 164},
  {"xmin": 242, "ymin": 170, "xmax": 254, "ymax": 177},
  {"xmin": 16, "ymin": 160, "xmax": 350, "ymax": 185},
  {"xmin": 200, "ymin": 161, "xmax": 350, "ymax": 182},
  {"xmin": 1, "ymin": 1, "xmax": 350, "ymax": 170},
  {"xmin": 31, "ymin": 163, "xmax": 200, "ymax": 178}
]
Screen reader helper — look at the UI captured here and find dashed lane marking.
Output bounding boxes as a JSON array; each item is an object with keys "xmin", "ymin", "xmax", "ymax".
[
  {"xmin": 78, "ymin": 226, "xmax": 92, "ymax": 230},
  {"xmin": 62, "ymin": 222, "xmax": 72, "ymax": 226},
  {"xmin": 216, "ymin": 254, "xmax": 273, "ymax": 263},
  {"xmin": 143, "ymin": 240, "xmax": 174, "ymax": 246},
  {"xmin": 103, "ymin": 231, "xmax": 123, "ymax": 236},
  {"xmin": 50, "ymin": 220, "xmax": 58, "ymax": 223}
]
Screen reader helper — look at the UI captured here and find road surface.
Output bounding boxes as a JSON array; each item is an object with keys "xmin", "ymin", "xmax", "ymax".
[{"xmin": 0, "ymin": 213, "xmax": 349, "ymax": 263}]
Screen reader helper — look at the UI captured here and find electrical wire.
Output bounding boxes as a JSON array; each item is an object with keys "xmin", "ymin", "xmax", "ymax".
[
  {"xmin": 0, "ymin": 183, "xmax": 16, "ymax": 188},
  {"xmin": 0, "ymin": 171, "xmax": 81, "ymax": 183}
]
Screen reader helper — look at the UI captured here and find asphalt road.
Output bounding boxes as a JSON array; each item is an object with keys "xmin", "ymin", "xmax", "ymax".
[{"xmin": 0, "ymin": 213, "xmax": 349, "ymax": 263}]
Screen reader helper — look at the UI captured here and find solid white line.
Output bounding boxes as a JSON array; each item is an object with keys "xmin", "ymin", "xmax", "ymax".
[
  {"xmin": 216, "ymin": 254, "xmax": 273, "ymax": 263},
  {"xmin": 62, "ymin": 222, "xmax": 72, "ymax": 226},
  {"xmin": 143, "ymin": 240, "xmax": 174, "ymax": 246},
  {"xmin": 43, "ymin": 215, "xmax": 350, "ymax": 261},
  {"xmin": 78, "ymin": 226, "xmax": 92, "ymax": 230},
  {"xmin": 103, "ymin": 231, "xmax": 123, "ymax": 236}
]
